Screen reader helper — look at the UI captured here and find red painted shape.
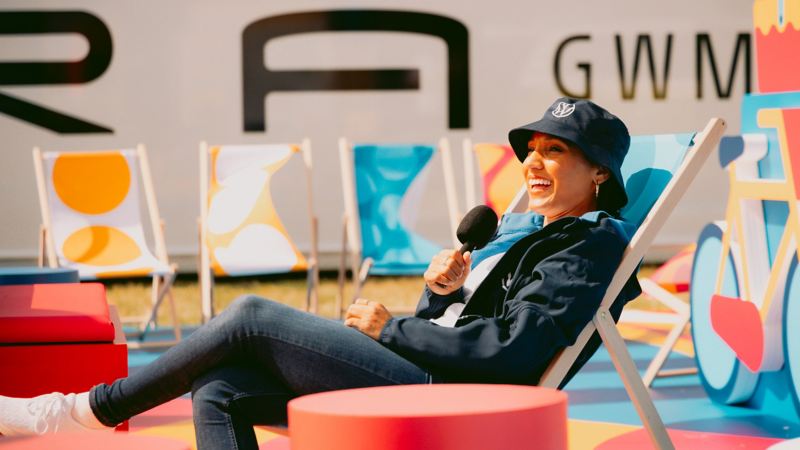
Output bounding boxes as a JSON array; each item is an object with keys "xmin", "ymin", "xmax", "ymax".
[
  {"xmin": 128, "ymin": 398, "xmax": 193, "ymax": 431},
  {"xmin": 710, "ymin": 294, "xmax": 764, "ymax": 372},
  {"xmin": 596, "ymin": 427, "xmax": 782, "ymax": 450},
  {"xmin": 781, "ymin": 109, "xmax": 800, "ymax": 200},
  {"xmin": 0, "ymin": 283, "xmax": 114, "ymax": 343},
  {"xmin": 289, "ymin": 384, "xmax": 567, "ymax": 450},
  {"xmin": 755, "ymin": 25, "xmax": 800, "ymax": 93},
  {"xmin": 0, "ymin": 432, "xmax": 191, "ymax": 450}
]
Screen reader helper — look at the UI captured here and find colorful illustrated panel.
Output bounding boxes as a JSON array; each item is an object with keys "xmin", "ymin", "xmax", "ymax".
[
  {"xmin": 206, "ymin": 145, "xmax": 307, "ymax": 277},
  {"xmin": 352, "ymin": 144, "xmax": 441, "ymax": 275},
  {"xmin": 687, "ymin": 0, "xmax": 800, "ymax": 418},
  {"xmin": 472, "ymin": 143, "xmax": 523, "ymax": 216},
  {"xmin": 42, "ymin": 150, "xmax": 170, "ymax": 279}
]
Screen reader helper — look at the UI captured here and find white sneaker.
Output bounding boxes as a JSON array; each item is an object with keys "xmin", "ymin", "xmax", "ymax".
[{"xmin": 0, "ymin": 392, "xmax": 89, "ymax": 436}]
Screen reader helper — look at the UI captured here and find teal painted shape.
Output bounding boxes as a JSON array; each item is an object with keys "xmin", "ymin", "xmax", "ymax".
[
  {"xmin": 0, "ymin": 267, "xmax": 79, "ymax": 285},
  {"xmin": 784, "ymin": 257, "xmax": 800, "ymax": 415},
  {"xmin": 620, "ymin": 133, "xmax": 695, "ymax": 226},
  {"xmin": 353, "ymin": 144, "xmax": 442, "ymax": 275},
  {"xmin": 762, "ymin": 200, "xmax": 790, "ymax": 267}
]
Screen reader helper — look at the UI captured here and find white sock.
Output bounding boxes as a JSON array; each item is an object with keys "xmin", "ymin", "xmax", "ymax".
[{"xmin": 71, "ymin": 392, "xmax": 110, "ymax": 430}]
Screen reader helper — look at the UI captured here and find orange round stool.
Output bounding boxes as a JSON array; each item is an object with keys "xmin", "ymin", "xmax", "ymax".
[{"xmin": 288, "ymin": 384, "xmax": 567, "ymax": 450}]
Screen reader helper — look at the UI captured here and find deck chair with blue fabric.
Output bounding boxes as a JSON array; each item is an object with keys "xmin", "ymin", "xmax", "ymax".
[
  {"xmin": 505, "ymin": 118, "xmax": 726, "ymax": 450},
  {"xmin": 337, "ymin": 138, "xmax": 460, "ymax": 318}
]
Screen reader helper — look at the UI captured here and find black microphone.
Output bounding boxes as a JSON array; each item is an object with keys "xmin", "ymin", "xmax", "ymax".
[{"xmin": 457, "ymin": 205, "xmax": 499, "ymax": 254}]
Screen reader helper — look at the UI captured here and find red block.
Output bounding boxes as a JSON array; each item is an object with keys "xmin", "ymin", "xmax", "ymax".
[
  {"xmin": 0, "ymin": 342, "xmax": 127, "ymax": 398},
  {"xmin": 0, "ymin": 282, "xmax": 129, "ymax": 431},
  {"xmin": 0, "ymin": 283, "xmax": 114, "ymax": 344}
]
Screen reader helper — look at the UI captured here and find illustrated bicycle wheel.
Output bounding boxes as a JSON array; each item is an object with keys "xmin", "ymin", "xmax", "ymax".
[
  {"xmin": 783, "ymin": 255, "xmax": 800, "ymax": 411},
  {"xmin": 691, "ymin": 222, "xmax": 760, "ymax": 404}
]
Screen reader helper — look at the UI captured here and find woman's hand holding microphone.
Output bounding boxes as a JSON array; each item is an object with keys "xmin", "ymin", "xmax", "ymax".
[{"xmin": 424, "ymin": 249, "xmax": 472, "ymax": 295}]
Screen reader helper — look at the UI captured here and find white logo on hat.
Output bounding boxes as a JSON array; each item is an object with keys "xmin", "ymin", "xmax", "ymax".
[{"xmin": 552, "ymin": 102, "xmax": 575, "ymax": 118}]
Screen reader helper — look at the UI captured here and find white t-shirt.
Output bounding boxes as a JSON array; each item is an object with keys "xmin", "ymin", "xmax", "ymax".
[{"xmin": 429, "ymin": 252, "xmax": 505, "ymax": 327}]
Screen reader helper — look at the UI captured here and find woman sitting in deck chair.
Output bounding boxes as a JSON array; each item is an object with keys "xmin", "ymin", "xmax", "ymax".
[{"xmin": 0, "ymin": 98, "xmax": 641, "ymax": 450}]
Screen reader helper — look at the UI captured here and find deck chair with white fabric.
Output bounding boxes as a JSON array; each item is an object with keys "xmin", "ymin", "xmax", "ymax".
[
  {"xmin": 462, "ymin": 139, "xmax": 524, "ymax": 217},
  {"xmin": 506, "ymin": 118, "xmax": 726, "ymax": 450},
  {"xmin": 33, "ymin": 145, "xmax": 180, "ymax": 347},
  {"xmin": 337, "ymin": 138, "xmax": 460, "ymax": 318},
  {"xmin": 198, "ymin": 140, "xmax": 319, "ymax": 323}
]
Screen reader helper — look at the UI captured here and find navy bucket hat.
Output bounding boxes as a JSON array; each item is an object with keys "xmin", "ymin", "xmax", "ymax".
[{"xmin": 508, "ymin": 97, "xmax": 631, "ymax": 213}]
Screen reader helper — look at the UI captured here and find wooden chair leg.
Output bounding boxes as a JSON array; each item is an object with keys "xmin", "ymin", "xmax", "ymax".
[
  {"xmin": 336, "ymin": 214, "xmax": 349, "ymax": 320},
  {"xmin": 643, "ymin": 312, "xmax": 692, "ymax": 387},
  {"xmin": 166, "ymin": 273, "xmax": 181, "ymax": 341},
  {"xmin": 595, "ymin": 308, "xmax": 675, "ymax": 450}
]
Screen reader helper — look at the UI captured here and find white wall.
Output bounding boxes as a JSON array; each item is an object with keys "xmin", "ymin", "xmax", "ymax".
[{"xmin": 0, "ymin": 0, "xmax": 754, "ymax": 268}]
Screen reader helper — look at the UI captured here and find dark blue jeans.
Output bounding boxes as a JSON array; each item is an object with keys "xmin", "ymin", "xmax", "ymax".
[{"xmin": 90, "ymin": 295, "xmax": 430, "ymax": 449}]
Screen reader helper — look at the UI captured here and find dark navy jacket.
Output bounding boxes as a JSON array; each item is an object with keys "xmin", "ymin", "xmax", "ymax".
[{"xmin": 378, "ymin": 211, "xmax": 641, "ymax": 386}]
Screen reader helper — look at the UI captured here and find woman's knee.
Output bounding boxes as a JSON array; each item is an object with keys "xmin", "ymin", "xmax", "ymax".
[
  {"xmin": 191, "ymin": 377, "xmax": 231, "ymax": 416},
  {"xmin": 222, "ymin": 295, "xmax": 275, "ymax": 323}
]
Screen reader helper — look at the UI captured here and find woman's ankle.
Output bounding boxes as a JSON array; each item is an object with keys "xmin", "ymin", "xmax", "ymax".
[{"xmin": 72, "ymin": 392, "xmax": 111, "ymax": 430}]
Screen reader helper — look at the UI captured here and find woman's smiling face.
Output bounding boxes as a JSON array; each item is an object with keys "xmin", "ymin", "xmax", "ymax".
[{"xmin": 522, "ymin": 132, "xmax": 609, "ymax": 225}]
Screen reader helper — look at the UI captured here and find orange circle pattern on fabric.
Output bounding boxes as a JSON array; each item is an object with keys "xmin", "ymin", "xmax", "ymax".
[
  {"xmin": 62, "ymin": 225, "xmax": 141, "ymax": 266},
  {"xmin": 53, "ymin": 152, "xmax": 131, "ymax": 215}
]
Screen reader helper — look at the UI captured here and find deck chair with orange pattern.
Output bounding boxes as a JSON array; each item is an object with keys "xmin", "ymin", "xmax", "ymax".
[
  {"xmin": 33, "ymin": 145, "xmax": 180, "ymax": 347},
  {"xmin": 198, "ymin": 140, "xmax": 319, "ymax": 323}
]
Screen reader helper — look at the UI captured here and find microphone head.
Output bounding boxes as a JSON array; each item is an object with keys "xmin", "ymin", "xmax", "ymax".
[{"xmin": 457, "ymin": 205, "xmax": 499, "ymax": 252}]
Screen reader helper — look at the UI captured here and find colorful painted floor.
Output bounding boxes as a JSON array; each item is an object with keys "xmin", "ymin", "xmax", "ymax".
[{"xmin": 117, "ymin": 311, "xmax": 800, "ymax": 449}]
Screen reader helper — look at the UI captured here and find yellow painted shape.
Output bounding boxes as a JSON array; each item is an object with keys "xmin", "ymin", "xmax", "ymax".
[
  {"xmin": 754, "ymin": 0, "xmax": 800, "ymax": 34},
  {"xmin": 788, "ymin": 0, "xmax": 800, "ymax": 30},
  {"xmin": 62, "ymin": 225, "xmax": 141, "ymax": 266},
  {"xmin": 568, "ymin": 419, "xmax": 640, "ymax": 450},
  {"xmin": 53, "ymin": 151, "xmax": 131, "ymax": 215},
  {"xmin": 754, "ymin": 0, "xmax": 780, "ymax": 33},
  {"xmin": 95, "ymin": 267, "xmax": 153, "ymax": 278},
  {"xmin": 206, "ymin": 146, "xmax": 307, "ymax": 276},
  {"xmin": 135, "ymin": 419, "xmax": 284, "ymax": 450},
  {"xmin": 618, "ymin": 321, "xmax": 695, "ymax": 357}
]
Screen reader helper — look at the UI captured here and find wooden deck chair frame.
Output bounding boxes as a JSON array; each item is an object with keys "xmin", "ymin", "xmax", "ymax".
[
  {"xmin": 33, "ymin": 144, "xmax": 181, "ymax": 348},
  {"xmin": 636, "ymin": 278, "xmax": 696, "ymax": 387},
  {"xmin": 506, "ymin": 118, "xmax": 725, "ymax": 450},
  {"xmin": 198, "ymin": 139, "xmax": 319, "ymax": 323},
  {"xmin": 336, "ymin": 138, "xmax": 460, "ymax": 318}
]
